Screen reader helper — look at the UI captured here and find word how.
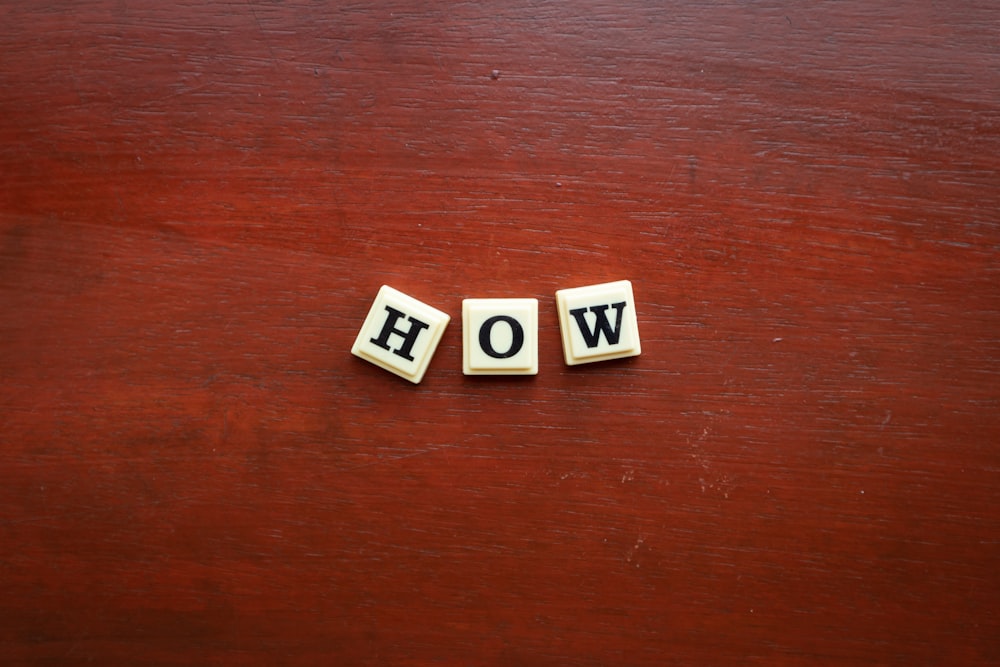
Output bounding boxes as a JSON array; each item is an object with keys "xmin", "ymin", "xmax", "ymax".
[{"xmin": 352, "ymin": 280, "xmax": 641, "ymax": 383}]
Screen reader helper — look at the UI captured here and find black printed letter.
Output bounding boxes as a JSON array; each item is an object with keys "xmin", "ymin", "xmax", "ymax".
[
  {"xmin": 370, "ymin": 306, "xmax": 430, "ymax": 361},
  {"xmin": 478, "ymin": 315, "xmax": 524, "ymax": 358},
  {"xmin": 569, "ymin": 302, "xmax": 626, "ymax": 348}
]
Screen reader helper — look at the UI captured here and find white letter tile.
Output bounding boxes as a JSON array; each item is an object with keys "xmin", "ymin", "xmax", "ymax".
[
  {"xmin": 555, "ymin": 280, "xmax": 640, "ymax": 365},
  {"xmin": 463, "ymin": 298, "xmax": 538, "ymax": 375},
  {"xmin": 352, "ymin": 285, "xmax": 450, "ymax": 383}
]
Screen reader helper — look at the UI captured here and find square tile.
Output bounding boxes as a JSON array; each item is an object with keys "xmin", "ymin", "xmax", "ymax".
[
  {"xmin": 351, "ymin": 285, "xmax": 450, "ymax": 383},
  {"xmin": 463, "ymin": 298, "xmax": 538, "ymax": 375},
  {"xmin": 555, "ymin": 280, "xmax": 641, "ymax": 365}
]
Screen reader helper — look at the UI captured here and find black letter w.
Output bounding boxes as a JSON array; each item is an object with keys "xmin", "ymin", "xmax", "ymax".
[{"xmin": 568, "ymin": 302, "xmax": 626, "ymax": 348}]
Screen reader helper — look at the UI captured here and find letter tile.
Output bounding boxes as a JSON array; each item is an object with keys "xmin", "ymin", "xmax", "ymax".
[
  {"xmin": 463, "ymin": 298, "xmax": 538, "ymax": 375},
  {"xmin": 352, "ymin": 285, "xmax": 450, "ymax": 383},
  {"xmin": 555, "ymin": 280, "xmax": 641, "ymax": 365}
]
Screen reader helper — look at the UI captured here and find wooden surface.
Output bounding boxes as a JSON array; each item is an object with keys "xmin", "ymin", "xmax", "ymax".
[{"xmin": 2, "ymin": 2, "xmax": 999, "ymax": 664}]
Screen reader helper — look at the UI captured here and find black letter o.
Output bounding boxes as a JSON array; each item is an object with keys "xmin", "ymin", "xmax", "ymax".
[{"xmin": 479, "ymin": 315, "xmax": 524, "ymax": 359}]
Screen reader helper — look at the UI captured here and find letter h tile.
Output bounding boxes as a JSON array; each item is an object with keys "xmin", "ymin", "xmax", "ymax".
[{"xmin": 352, "ymin": 285, "xmax": 450, "ymax": 383}]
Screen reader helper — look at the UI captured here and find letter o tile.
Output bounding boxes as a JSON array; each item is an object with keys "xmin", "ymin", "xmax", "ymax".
[{"xmin": 463, "ymin": 298, "xmax": 538, "ymax": 375}]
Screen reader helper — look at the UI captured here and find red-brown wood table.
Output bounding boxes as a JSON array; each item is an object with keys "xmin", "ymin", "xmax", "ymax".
[{"xmin": 2, "ymin": 2, "xmax": 999, "ymax": 665}]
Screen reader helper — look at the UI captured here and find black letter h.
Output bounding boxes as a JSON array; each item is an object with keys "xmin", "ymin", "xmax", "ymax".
[{"xmin": 370, "ymin": 306, "xmax": 430, "ymax": 361}]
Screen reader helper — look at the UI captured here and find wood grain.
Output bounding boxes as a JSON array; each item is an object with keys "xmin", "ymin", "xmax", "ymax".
[{"xmin": 2, "ymin": 1, "xmax": 999, "ymax": 664}]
